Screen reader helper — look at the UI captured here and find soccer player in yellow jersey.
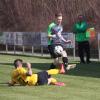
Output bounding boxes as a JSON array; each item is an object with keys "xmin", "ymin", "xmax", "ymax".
[{"xmin": 8, "ymin": 59, "xmax": 72, "ymax": 86}]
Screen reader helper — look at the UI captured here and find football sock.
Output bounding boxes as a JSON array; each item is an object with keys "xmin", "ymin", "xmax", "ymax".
[
  {"xmin": 62, "ymin": 57, "xmax": 68, "ymax": 69},
  {"xmin": 49, "ymin": 63, "xmax": 56, "ymax": 69}
]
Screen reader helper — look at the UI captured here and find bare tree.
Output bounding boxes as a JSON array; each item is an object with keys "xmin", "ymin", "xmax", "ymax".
[{"xmin": 0, "ymin": 0, "xmax": 100, "ymax": 32}]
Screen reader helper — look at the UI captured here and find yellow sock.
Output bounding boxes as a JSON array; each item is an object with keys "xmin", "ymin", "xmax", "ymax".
[
  {"xmin": 47, "ymin": 69, "xmax": 60, "ymax": 75},
  {"xmin": 50, "ymin": 78, "xmax": 57, "ymax": 84}
]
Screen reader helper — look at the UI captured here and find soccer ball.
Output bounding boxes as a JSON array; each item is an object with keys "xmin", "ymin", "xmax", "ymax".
[{"xmin": 54, "ymin": 46, "xmax": 63, "ymax": 55}]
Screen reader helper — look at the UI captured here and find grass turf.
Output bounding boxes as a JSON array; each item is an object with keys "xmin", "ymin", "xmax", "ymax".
[{"xmin": 0, "ymin": 54, "xmax": 100, "ymax": 100}]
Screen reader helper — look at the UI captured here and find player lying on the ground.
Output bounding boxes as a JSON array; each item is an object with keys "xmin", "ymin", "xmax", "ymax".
[{"xmin": 8, "ymin": 59, "xmax": 76, "ymax": 86}]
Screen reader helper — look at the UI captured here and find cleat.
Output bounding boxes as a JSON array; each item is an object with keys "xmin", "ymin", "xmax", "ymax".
[
  {"xmin": 54, "ymin": 82, "xmax": 65, "ymax": 86},
  {"xmin": 66, "ymin": 64, "xmax": 76, "ymax": 71}
]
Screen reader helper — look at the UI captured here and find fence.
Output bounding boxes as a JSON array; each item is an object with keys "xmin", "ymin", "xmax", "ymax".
[{"xmin": 0, "ymin": 32, "xmax": 99, "ymax": 61}]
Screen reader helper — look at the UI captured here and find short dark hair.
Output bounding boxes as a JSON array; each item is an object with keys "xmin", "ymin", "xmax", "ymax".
[
  {"xmin": 14, "ymin": 59, "xmax": 23, "ymax": 68},
  {"xmin": 55, "ymin": 13, "xmax": 62, "ymax": 18}
]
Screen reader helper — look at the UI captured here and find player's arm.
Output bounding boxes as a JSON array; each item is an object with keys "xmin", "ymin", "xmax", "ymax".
[
  {"xmin": 47, "ymin": 25, "xmax": 56, "ymax": 39},
  {"xmin": 26, "ymin": 62, "xmax": 32, "ymax": 76},
  {"xmin": 8, "ymin": 70, "xmax": 19, "ymax": 86},
  {"xmin": 8, "ymin": 75, "xmax": 18, "ymax": 86},
  {"xmin": 48, "ymin": 33, "xmax": 56, "ymax": 38},
  {"xmin": 8, "ymin": 80, "xmax": 16, "ymax": 86},
  {"xmin": 57, "ymin": 31, "xmax": 72, "ymax": 43}
]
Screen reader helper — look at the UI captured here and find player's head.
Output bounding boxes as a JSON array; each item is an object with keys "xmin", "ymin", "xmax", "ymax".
[
  {"xmin": 78, "ymin": 15, "xmax": 84, "ymax": 22},
  {"xmin": 14, "ymin": 59, "xmax": 23, "ymax": 68},
  {"xmin": 55, "ymin": 13, "xmax": 62, "ymax": 25}
]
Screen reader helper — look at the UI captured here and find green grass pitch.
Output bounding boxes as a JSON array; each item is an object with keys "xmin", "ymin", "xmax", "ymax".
[{"xmin": 0, "ymin": 54, "xmax": 100, "ymax": 100}]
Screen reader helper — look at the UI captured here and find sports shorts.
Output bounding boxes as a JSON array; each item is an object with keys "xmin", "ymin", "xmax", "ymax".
[
  {"xmin": 37, "ymin": 71, "xmax": 51, "ymax": 85},
  {"xmin": 48, "ymin": 44, "xmax": 62, "ymax": 58}
]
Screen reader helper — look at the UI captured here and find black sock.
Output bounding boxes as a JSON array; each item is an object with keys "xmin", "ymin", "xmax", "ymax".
[
  {"xmin": 62, "ymin": 57, "xmax": 68, "ymax": 68},
  {"xmin": 49, "ymin": 63, "xmax": 56, "ymax": 69}
]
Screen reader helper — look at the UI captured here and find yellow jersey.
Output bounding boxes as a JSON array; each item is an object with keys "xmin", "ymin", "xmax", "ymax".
[{"xmin": 11, "ymin": 67, "xmax": 38, "ymax": 86}]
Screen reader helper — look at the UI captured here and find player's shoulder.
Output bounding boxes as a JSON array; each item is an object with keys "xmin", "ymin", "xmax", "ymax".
[{"xmin": 48, "ymin": 22, "xmax": 56, "ymax": 27}]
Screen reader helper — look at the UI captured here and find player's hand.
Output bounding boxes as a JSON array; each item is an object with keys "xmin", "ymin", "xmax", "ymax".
[
  {"xmin": 65, "ymin": 40, "xmax": 72, "ymax": 44},
  {"xmin": 8, "ymin": 81, "xmax": 14, "ymax": 86},
  {"xmin": 48, "ymin": 35, "xmax": 56, "ymax": 38},
  {"xmin": 26, "ymin": 62, "xmax": 32, "ymax": 76},
  {"xmin": 51, "ymin": 34, "xmax": 56, "ymax": 38},
  {"xmin": 26, "ymin": 62, "xmax": 31, "ymax": 69}
]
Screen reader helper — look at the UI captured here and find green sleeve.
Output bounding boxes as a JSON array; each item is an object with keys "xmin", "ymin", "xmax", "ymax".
[
  {"xmin": 47, "ymin": 22, "xmax": 56, "ymax": 45},
  {"xmin": 47, "ymin": 22, "xmax": 56, "ymax": 35},
  {"xmin": 47, "ymin": 25, "xmax": 52, "ymax": 35}
]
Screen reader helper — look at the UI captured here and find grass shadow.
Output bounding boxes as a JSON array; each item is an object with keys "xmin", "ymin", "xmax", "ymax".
[
  {"xmin": 67, "ymin": 61, "xmax": 100, "ymax": 78},
  {"xmin": 0, "ymin": 53, "xmax": 51, "ymax": 59},
  {"xmin": 0, "ymin": 62, "xmax": 50, "ymax": 70},
  {"xmin": 0, "ymin": 61, "xmax": 100, "ymax": 78},
  {"xmin": 0, "ymin": 63, "xmax": 13, "ymax": 66}
]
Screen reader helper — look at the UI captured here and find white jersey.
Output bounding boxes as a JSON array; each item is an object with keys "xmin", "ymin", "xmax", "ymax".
[{"xmin": 51, "ymin": 25, "xmax": 65, "ymax": 45}]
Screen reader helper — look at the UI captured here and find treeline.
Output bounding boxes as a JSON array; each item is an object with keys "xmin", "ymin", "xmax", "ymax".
[{"xmin": 0, "ymin": 0, "xmax": 100, "ymax": 32}]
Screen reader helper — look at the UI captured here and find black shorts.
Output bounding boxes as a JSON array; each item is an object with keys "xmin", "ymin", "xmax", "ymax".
[
  {"xmin": 48, "ymin": 45, "xmax": 62, "ymax": 58},
  {"xmin": 37, "ymin": 71, "xmax": 51, "ymax": 85}
]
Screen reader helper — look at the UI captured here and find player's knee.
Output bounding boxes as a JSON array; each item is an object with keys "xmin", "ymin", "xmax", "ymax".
[{"xmin": 62, "ymin": 50, "xmax": 67, "ymax": 57}]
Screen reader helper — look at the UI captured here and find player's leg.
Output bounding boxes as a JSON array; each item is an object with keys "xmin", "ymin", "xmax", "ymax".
[
  {"xmin": 61, "ymin": 50, "xmax": 68, "ymax": 72},
  {"xmin": 47, "ymin": 69, "xmax": 59, "ymax": 75},
  {"xmin": 61, "ymin": 50, "xmax": 76, "ymax": 72},
  {"xmin": 47, "ymin": 63, "xmax": 65, "ymax": 75},
  {"xmin": 84, "ymin": 41, "xmax": 91, "ymax": 63},
  {"xmin": 48, "ymin": 78, "xmax": 65, "ymax": 86},
  {"xmin": 48, "ymin": 78, "xmax": 57, "ymax": 85},
  {"xmin": 37, "ymin": 71, "xmax": 58, "ymax": 85},
  {"xmin": 49, "ymin": 57, "xmax": 60, "ymax": 69},
  {"xmin": 78, "ymin": 42, "xmax": 85, "ymax": 63},
  {"xmin": 49, "ymin": 45, "xmax": 76, "ymax": 72},
  {"xmin": 48, "ymin": 45, "xmax": 59, "ymax": 69},
  {"xmin": 37, "ymin": 71, "xmax": 64, "ymax": 86}
]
